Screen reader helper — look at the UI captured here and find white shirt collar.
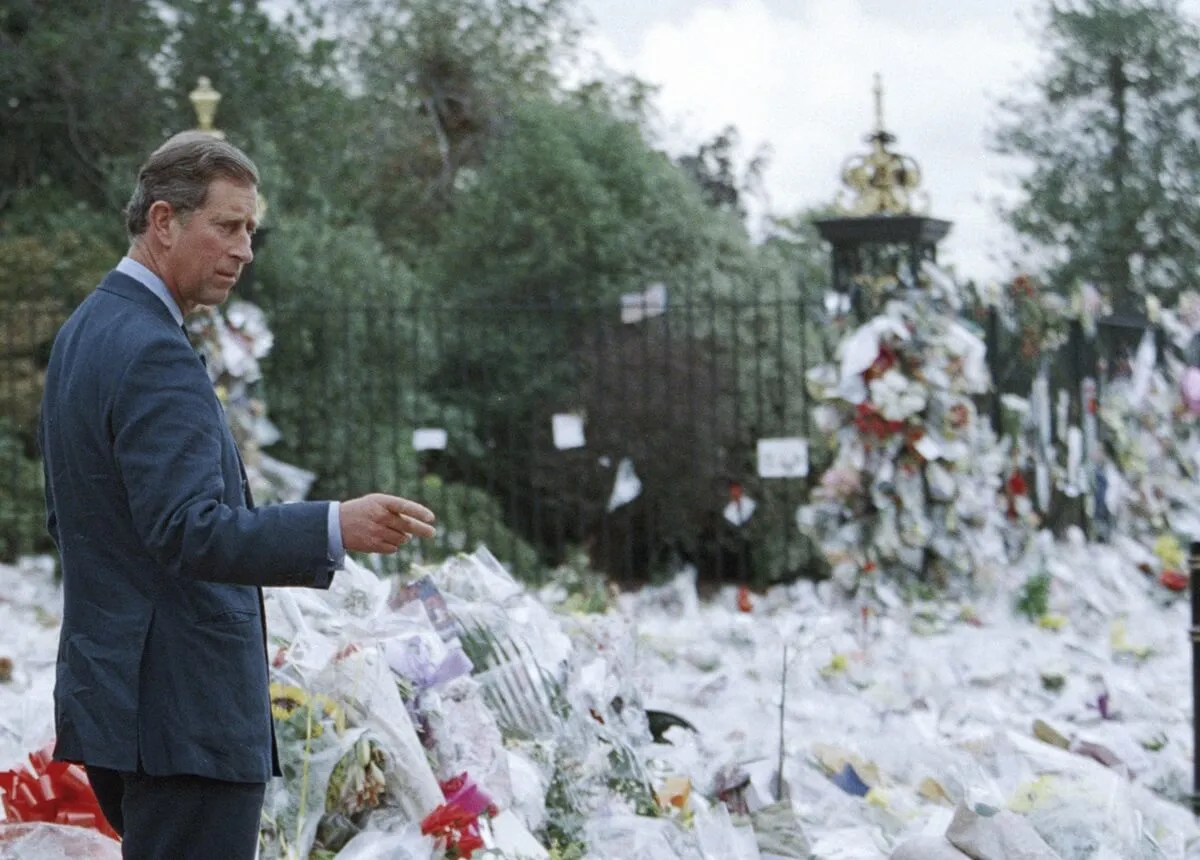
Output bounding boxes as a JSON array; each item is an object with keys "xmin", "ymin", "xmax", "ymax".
[{"xmin": 116, "ymin": 256, "xmax": 184, "ymax": 327}]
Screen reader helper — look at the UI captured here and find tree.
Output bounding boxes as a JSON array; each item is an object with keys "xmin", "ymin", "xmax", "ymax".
[
  {"xmin": 325, "ymin": 0, "xmax": 582, "ymax": 255},
  {"xmin": 676, "ymin": 126, "xmax": 771, "ymax": 221},
  {"xmin": 164, "ymin": 0, "xmax": 367, "ymax": 216},
  {"xmin": 0, "ymin": 0, "xmax": 171, "ymax": 209},
  {"xmin": 994, "ymin": 0, "xmax": 1200, "ymax": 313}
]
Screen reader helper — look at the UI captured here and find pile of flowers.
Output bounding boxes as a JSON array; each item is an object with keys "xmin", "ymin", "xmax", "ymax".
[
  {"xmin": 798, "ymin": 262, "xmax": 1007, "ymax": 595},
  {"xmin": 1004, "ymin": 274, "xmax": 1072, "ymax": 360},
  {"xmin": 1086, "ymin": 294, "xmax": 1200, "ymax": 571},
  {"xmin": 251, "ymin": 548, "xmax": 743, "ymax": 860}
]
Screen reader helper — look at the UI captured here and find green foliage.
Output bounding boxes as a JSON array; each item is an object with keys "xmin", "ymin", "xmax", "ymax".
[
  {"xmin": 1, "ymin": 0, "xmax": 171, "ymax": 206},
  {"xmin": 548, "ymin": 550, "xmax": 613, "ymax": 613},
  {"xmin": 330, "ymin": 0, "xmax": 583, "ymax": 255},
  {"xmin": 0, "ymin": 207, "xmax": 121, "ymax": 466},
  {"xmin": 165, "ymin": 0, "xmax": 365, "ymax": 216},
  {"xmin": 431, "ymin": 98, "xmax": 752, "ymax": 310},
  {"xmin": 245, "ymin": 212, "xmax": 428, "ymax": 498},
  {"xmin": 425, "ymin": 95, "xmax": 764, "ymax": 430},
  {"xmin": 676, "ymin": 125, "xmax": 771, "ymax": 221},
  {"xmin": 408, "ymin": 479, "xmax": 543, "ymax": 578},
  {"xmin": 763, "ymin": 207, "xmax": 838, "ymax": 299},
  {"xmin": 0, "ymin": 195, "xmax": 124, "ymax": 562},
  {"xmin": 0, "ymin": 205, "xmax": 120, "ymax": 303},
  {"xmin": 994, "ymin": 0, "xmax": 1200, "ymax": 310},
  {"xmin": 0, "ymin": 419, "xmax": 47, "ymax": 561},
  {"xmin": 546, "ymin": 841, "xmax": 588, "ymax": 860},
  {"xmin": 0, "ymin": 185, "xmax": 127, "ymax": 255},
  {"xmin": 1015, "ymin": 571, "xmax": 1053, "ymax": 621}
]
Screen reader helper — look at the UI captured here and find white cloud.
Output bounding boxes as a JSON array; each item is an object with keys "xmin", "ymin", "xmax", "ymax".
[{"xmin": 582, "ymin": 0, "xmax": 1047, "ymax": 281}]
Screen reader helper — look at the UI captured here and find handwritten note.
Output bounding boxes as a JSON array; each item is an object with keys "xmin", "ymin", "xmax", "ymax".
[{"xmin": 756, "ymin": 437, "xmax": 809, "ymax": 479}]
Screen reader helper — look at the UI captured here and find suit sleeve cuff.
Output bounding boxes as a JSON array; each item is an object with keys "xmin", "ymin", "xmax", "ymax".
[{"xmin": 327, "ymin": 501, "xmax": 345, "ymax": 570}]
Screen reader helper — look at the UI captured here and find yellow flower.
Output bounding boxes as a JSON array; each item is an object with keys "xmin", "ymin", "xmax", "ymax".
[
  {"xmin": 820, "ymin": 653, "xmax": 850, "ymax": 678},
  {"xmin": 269, "ymin": 682, "xmax": 345, "ymax": 736},
  {"xmin": 1153, "ymin": 534, "xmax": 1185, "ymax": 571},
  {"xmin": 270, "ymin": 682, "xmax": 309, "ymax": 721}
]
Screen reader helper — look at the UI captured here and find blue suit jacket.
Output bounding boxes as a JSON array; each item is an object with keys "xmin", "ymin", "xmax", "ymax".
[{"xmin": 39, "ymin": 270, "xmax": 336, "ymax": 783}]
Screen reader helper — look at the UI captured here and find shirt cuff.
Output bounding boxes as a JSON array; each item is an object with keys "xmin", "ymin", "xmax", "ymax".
[{"xmin": 327, "ymin": 501, "xmax": 346, "ymax": 570}]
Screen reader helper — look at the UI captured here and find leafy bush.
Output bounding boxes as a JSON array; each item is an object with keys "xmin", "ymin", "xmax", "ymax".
[{"xmin": 0, "ymin": 419, "xmax": 48, "ymax": 562}]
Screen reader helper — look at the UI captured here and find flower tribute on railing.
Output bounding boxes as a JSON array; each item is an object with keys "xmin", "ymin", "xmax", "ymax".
[{"xmin": 798, "ymin": 261, "xmax": 1006, "ymax": 595}]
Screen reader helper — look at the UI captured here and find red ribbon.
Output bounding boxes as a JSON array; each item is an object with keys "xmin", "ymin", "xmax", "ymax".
[{"xmin": 0, "ymin": 743, "xmax": 118, "ymax": 841}]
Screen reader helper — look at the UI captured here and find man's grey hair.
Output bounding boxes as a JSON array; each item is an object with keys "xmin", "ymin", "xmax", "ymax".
[{"xmin": 124, "ymin": 132, "xmax": 259, "ymax": 239}]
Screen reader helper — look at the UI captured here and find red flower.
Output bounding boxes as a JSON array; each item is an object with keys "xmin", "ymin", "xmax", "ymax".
[
  {"xmin": 1160, "ymin": 570, "xmax": 1189, "ymax": 592},
  {"xmin": 453, "ymin": 831, "xmax": 485, "ymax": 857},
  {"xmin": 421, "ymin": 801, "xmax": 486, "ymax": 858},
  {"xmin": 737, "ymin": 585, "xmax": 753, "ymax": 613},
  {"xmin": 1007, "ymin": 470, "xmax": 1027, "ymax": 497},
  {"xmin": 853, "ymin": 403, "xmax": 906, "ymax": 440},
  {"xmin": 420, "ymin": 803, "xmax": 476, "ymax": 836},
  {"xmin": 1011, "ymin": 275, "xmax": 1036, "ymax": 298}
]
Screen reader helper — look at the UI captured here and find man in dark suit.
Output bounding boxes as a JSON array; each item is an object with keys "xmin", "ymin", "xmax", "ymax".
[{"xmin": 38, "ymin": 132, "xmax": 436, "ymax": 859}]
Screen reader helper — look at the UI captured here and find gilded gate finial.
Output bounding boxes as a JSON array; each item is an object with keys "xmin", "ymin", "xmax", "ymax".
[{"xmin": 837, "ymin": 74, "xmax": 926, "ymax": 216}]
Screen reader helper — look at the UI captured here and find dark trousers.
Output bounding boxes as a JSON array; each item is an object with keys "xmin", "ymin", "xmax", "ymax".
[{"xmin": 85, "ymin": 765, "xmax": 266, "ymax": 860}]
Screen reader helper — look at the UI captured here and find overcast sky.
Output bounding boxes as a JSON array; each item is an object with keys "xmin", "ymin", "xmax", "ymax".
[{"xmin": 576, "ymin": 0, "xmax": 1058, "ymax": 282}]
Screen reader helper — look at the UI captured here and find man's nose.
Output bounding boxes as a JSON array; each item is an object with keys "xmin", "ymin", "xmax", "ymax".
[{"xmin": 233, "ymin": 230, "xmax": 254, "ymax": 264}]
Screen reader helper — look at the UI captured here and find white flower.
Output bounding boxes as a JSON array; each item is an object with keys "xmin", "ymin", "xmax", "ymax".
[
  {"xmin": 1040, "ymin": 293, "xmax": 1068, "ymax": 316},
  {"xmin": 1178, "ymin": 291, "xmax": 1200, "ymax": 329},
  {"xmin": 869, "ymin": 369, "xmax": 928, "ymax": 421}
]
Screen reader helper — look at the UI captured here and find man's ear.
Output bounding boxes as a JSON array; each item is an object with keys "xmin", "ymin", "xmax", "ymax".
[{"xmin": 147, "ymin": 200, "xmax": 177, "ymax": 247}]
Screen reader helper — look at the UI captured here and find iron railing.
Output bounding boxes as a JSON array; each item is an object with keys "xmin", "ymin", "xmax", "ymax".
[{"xmin": 1, "ymin": 292, "xmax": 834, "ymax": 587}]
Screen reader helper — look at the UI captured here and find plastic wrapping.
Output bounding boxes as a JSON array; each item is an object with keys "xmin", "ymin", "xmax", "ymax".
[
  {"xmin": 583, "ymin": 813, "xmax": 705, "ymax": 860},
  {"xmin": 426, "ymin": 677, "xmax": 515, "ymax": 811},
  {"xmin": 945, "ymin": 804, "xmax": 1062, "ymax": 859},
  {"xmin": 0, "ymin": 822, "xmax": 120, "ymax": 860},
  {"xmin": 691, "ymin": 802, "xmax": 761, "ymax": 860},
  {"xmin": 889, "ymin": 835, "xmax": 970, "ymax": 860},
  {"xmin": 327, "ymin": 826, "xmax": 434, "ymax": 860}
]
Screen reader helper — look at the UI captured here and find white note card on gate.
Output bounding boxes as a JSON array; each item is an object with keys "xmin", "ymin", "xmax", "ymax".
[
  {"xmin": 724, "ymin": 496, "xmax": 757, "ymax": 527},
  {"xmin": 756, "ymin": 437, "xmax": 809, "ymax": 478},
  {"xmin": 412, "ymin": 428, "xmax": 448, "ymax": 451},
  {"xmin": 620, "ymin": 282, "xmax": 668, "ymax": 324},
  {"xmin": 607, "ymin": 458, "xmax": 642, "ymax": 512},
  {"xmin": 552, "ymin": 413, "xmax": 586, "ymax": 450}
]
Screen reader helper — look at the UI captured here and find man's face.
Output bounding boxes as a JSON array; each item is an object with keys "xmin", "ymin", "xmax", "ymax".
[{"xmin": 162, "ymin": 178, "xmax": 257, "ymax": 314}]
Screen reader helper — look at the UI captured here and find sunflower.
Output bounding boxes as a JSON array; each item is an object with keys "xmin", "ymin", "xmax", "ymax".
[{"xmin": 270, "ymin": 682, "xmax": 309, "ymax": 721}]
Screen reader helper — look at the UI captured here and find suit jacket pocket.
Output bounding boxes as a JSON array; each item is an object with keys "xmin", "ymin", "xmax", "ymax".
[
  {"xmin": 182, "ymin": 580, "xmax": 259, "ymax": 626},
  {"xmin": 200, "ymin": 608, "xmax": 257, "ymax": 626}
]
